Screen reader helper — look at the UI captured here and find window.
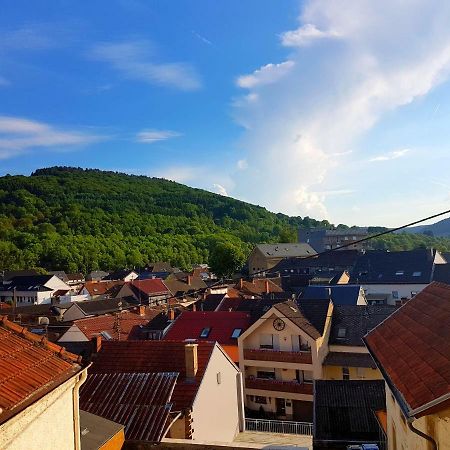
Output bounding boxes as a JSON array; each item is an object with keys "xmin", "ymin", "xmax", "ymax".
[
  {"xmin": 357, "ymin": 367, "xmax": 365, "ymax": 379},
  {"xmin": 231, "ymin": 328, "xmax": 242, "ymax": 339},
  {"xmin": 342, "ymin": 367, "xmax": 350, "ymax": 380},
  {"xmin": 254, "ymin": 396, "xmax": 267, "ymax": 404},
  {"xmin": 216, "ymin": 372, "xmax": 221, "ymax": 384},
  {"xmin": 344, "ymin": 236, "xmax": 349, "ymax": 240},
  {"xmin": 257, "ymin": 370, "xmax": 276, "ymax": 379},
  {"xmin": 200, "ymin": 327, "xmax": 211, "ymax": 338},
  {"xmin": 337, "ymin": 327, "xmax": 347, "ymax": 338},
  {"xmin": 392, "ymin": 291, "xmax": 399, "ymax": 299},
  {"xmin": 352, "ymin": 236, "xmax": 357, "ymax": 240},
  {"xmin": 395, "ymin": 270, "xmax": 404, "ymax": 276},
  {"xmin": 412, "ymin": 271, "xmax": 422, "ymax": 277}
]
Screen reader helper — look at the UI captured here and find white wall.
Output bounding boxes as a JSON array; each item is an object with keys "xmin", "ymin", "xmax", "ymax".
[
  {"xmin": 59, "ymin": 294, "xmax": 89, "ymax": 304},
  {"xmin": 362, "ymin": 283, "xmax": 428, "ymax": 304},
  {"xmin": 191, "ymin": 345, "xmax": 243, "ymax": 443},
  {"xmin": 0, "ymin": 376, "xmax": 79, "ymax": 450}
]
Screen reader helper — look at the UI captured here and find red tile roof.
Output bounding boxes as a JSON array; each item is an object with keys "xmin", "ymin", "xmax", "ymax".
[
  {"xmin": 80, "ymin": 371, "xmax": 177, "ymax": 442},
  {"xmin": 365, "ymin": 282, "xmax": 450, "ymax": 416},
  {"xmin": 74, "ymin": 308, "xmax": 163, "ymax": 341},
  {"xmin": 128, "ymin": 279, "xmax": 171, "ymax": 296},
  {"xmin": 90, "ymin": 340, "xmax": 215, "ymax": 410},
  {"xmin": 0, "ymin": 316, "xmax": 81, "ymax": 423},
  {"xmin": 234, "ymin": 279, "xmax": 284, "ymax": 296},
  {"xmin": 164, "ymin": 311, "xmax": 251, "ymax": 346},
  {"xmin": 81, "ymin": 281, "xmax": 124, "ymax": 296}
]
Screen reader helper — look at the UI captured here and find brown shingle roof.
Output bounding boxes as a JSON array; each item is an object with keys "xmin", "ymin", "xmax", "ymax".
[
  {"xmin": 81, "ymin": 281, "xmax": 124, "ymax": 297},
  {"xmin": 364, "ymin": 282, "xmax": 450, "ymax": 416},
  {"xmin": 0, "ymin": 316, "xmax": 81, "ymax": 423}
]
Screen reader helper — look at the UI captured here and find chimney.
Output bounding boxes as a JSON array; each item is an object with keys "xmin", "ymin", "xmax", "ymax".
[
  {"xmin": 239, "ymin": 278, "xmax": 243, "ymax": 289},
  {"xmin": 185, "ymin": 343, "xmax": 198, "ymax": 379},
  {"xmin": 92, "ymin": 335, "xmax": 102, "ymax": 353},
  {"xmin": 139, "ymin": 305, "xmax": 146, "ymax": 316},
  {"xmin": 192, "ymin": 303, "xmax": 197, "ymax": 312},
  {"xmin": 187, "ymin": 275, "xmax": 192, "ymax": 286},
  {"xmin": 168, "ymin": 308, "xmax": 175, "ymax": 321},
  {"xmin": 265, "ymin": 280, "xmax": 270, "ymax": 294}
]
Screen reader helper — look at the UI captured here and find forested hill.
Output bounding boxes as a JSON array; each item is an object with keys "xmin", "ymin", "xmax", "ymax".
[{"xmin": 1, "ymin": 166, "xmax": 449, "ymax": 272}]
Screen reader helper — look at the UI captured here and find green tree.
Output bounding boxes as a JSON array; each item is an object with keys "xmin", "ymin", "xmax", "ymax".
[{"xmin": 209, "ymin": 241, "xmax": 246, "ymax": 278}]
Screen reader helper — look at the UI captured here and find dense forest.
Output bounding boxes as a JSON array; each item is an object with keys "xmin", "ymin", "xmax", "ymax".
[{"xmin": 1, "ymin": 167, "xmax": 449, "ymax": 272}]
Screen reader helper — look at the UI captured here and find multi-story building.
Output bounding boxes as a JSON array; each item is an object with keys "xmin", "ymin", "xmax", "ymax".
[
  {"xmin": 364, "ymin": 282, "xmax": 450, "ymax": 450},
  {"xmin": 298, "ymin": 227, "xmax": 369, "ymax": 253},
  {"xmin": 238, "ymin": 299, "xmax": 333, "ymax": 421}
]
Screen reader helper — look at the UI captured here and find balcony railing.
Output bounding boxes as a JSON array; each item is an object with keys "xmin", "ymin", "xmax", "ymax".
[
  {"xmin": 245, "ymin": 418, "xmax": 313, "ymax": 435},
  {"xmin": 245, "ymin": 377, "xmax": 313, "ymax": 395},
  {"xmin": 244, "ymin": 348, "xmax": 312, "ymax": 364}
]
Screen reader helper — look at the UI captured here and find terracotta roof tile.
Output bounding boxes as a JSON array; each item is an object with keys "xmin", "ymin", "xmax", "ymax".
[
  {"xmin": 163, "ymin": 311, "xmax": 251, "ymax": 345},
  {"xmin": 365, "ymin": 282, "xmax": 450, "ymax": 416},
  {"xmin": 90, "ymin": 340, "xmax": 215, "ymax": 410},
  {"xmin": 128, "ymin": 279, "xmax": 171, "ymax": 296},
  {"xmin": 81, "ymin": 281, "xmax": 124, "ymax": 297},
  {"xmin": 0, "ymin": 316, "xmax": 81, "ymax": 422}
]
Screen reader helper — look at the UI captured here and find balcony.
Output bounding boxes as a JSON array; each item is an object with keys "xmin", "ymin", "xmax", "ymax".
[
  {"xmin": 245, "ymin": 377, "xmax": 313, "ymax": 395},
  {"xmin": 244, "ymin": 348, "xmax": 312, "ymax": 365}
]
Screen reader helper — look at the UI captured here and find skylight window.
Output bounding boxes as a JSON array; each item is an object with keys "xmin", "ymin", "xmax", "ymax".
[
  {"xmin": 337, "ymin": 327, "xmax": 347, "ymax": 338},
  {"xmin": 412, "ymin": 271, "xmax": 422, "ymax": 277},
  {"xmin": 200, "ymin": 327, "xmax": 211, "ymax": 338},
  {"xmin": 100, "ymin": 331, "xmax": 113, "ymax": 340},
  {"xmin": 231, "ymin": 328, "xmax": 242, "ymax": 339},
  {"xmin": 395, "ymin": 270, "xmax": 404, "ymax": 276}
]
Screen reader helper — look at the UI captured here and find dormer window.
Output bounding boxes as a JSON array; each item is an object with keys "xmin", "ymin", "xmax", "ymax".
[
  {"xmin": 412, "ymin": 271, "xmax": 422, "ymax": 277},
  {"xmin": 200, "ymin": 327, "xmax": 211, "ymax": 338},
  {"xmin": 395, "ymin": 270, "xmax": 404, "ymax": 276},
  {"xmin": 337, "ymin": 327, "xmax": 347, "ymax": 338},
  {"xmin": 231, "ymin": 328, "xmax": 242, "ymax": 339}
]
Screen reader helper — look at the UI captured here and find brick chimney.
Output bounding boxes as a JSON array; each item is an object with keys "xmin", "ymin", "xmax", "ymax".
[
  {"xmin": 185, "ymin": 343, "xmax": 198, "ymax": 379},
  {"xmin": 239, "ymin": 278, "xmax": 243, "ymax": 289},
  {"xmin": 139, "ymin": 305, "xmax": 146, "ymax": 316},
  {"xmin": 187, "ymin": 275, "xmax": 192, "ymax": 286},
  {"xmin": 92, "ymin": 335, "xmax": 102, "ymax": 353},
  {"xmin": 265, "ymin": 280, "xmax": 270, "ymax": 294},
  {"xmin": 168, "ymin": 308, "xmax": 175, "ymax": 321}
]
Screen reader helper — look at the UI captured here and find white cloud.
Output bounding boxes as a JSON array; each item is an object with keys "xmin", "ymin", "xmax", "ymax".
[
  {"xmin": 237, "ymin": 159, "xmax": 248, "ymax": 170},
  {"xmin": 0, "ymin": 116, "xmax": 105, "ymax": 159},
  {"xmin": 231, "ymin": 0, "xmax": 450, "ymax": 221},
  {"xmin": 213, "ymin": 183, "xmax": 229, "ymax": 196},
  {"xmin": 369, "ymin": 148, "xmax": 410, "ymax": 162},
  {"xmin": 137, "ymin": 129, "xmax": 182, "ymax": 143},
  {"xmin": 236, "ymin": 61, "xmax": 295, "ymax": 89},
  {"xmin": 89, "ymin": 40, "xmax": 201, "ymax": 91},
  {"xmin": 281, "ymin": 23, "xmax": 341, "ymax": 47}
]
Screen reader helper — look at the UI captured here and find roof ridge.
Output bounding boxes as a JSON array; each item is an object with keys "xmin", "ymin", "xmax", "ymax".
[{"xmin": 0, "ymin": 315, "xmax": 81, "ymax": 364}]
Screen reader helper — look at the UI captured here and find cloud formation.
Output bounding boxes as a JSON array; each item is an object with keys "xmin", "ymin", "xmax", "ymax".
[
  {"xmin": 90, "ymin": 40, "xmax": 201, "ymax": 91},
  {"xmin": 232, "ymin": 0, "xmax": 450, "ymax": 221},
  {"xmin": 369, "ymin": 148, "xmax": 410, "ymax": 162},
  {"xmin": 236, "ymin": 61, "xmax": 294, "ymax": 89},
  {"xmin": 137, "ymin": 129, "xmax": 182, "ymax": 143},
  {"xmin": 213, "ymin": 183, "xmax": 229, "ymax": 196},
  {"xmin": 0, "ymin": 116, "xmax": 105, "ymax": 159}
]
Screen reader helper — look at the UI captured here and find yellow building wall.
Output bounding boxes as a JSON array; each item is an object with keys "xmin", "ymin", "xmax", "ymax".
[
  {"xmin": 322, "ymin": 365, "xmax": 383, "ymax": 380},
  {"xmin": 99, "ymin": 428, "xmax": 125, "ymax": 450},
  {"xmin": 387, "ymin": 386, "xmax": 450, "ymax": 450}
]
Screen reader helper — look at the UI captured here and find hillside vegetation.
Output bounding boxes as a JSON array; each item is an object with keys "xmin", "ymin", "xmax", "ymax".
[{"xmin": 1, "ymin": 167, "xmax": 449, "ymax": 272}]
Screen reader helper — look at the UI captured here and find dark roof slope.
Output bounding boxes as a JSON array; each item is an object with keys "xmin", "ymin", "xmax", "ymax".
[
  {"xmin": 300, "ymin": 285, "xmax": 362, "ymax": 305},
  {"xmin": 1, "ymin": 274, "xmax": 55, "ymax": 291},
  {"xmin": 90, "ymin": 340, "xmax": 215, "ymax": 410},
  {"xmin": 80, "ymin": 372, "xmax": 176, "ymax": 442},
  {"xmin": 103, "ymin": 270, "xmax": 136, "ymax": 281},
  {"xmin": 76, "ymin": 297, "xmax": 138, "ymax": 315},
  {"xmin": 296, "ymin": 299, "xmax": 330, "ymax": 336},
  {"xmin": 198, "ymin": 294, "xmax": 226, "ymax": 311},
  {"xmin": 432, "ymin": 264, "xmax": 450, "ymax": 284},
  {"xmin": 255, "ymin": 243, "xmax": 316, "ymax": 258},
  {"xmin": 273, "ymin": 300, "xmax": 326, "ymax": 339},
  {"xmin": 350, "ymin": 249, "xmax": 436, "ymax": 284},
  {"xmin": 329, "ymin": 305, "xmax": 397, "ymax": 346},
  {"xmin": 364, "ymin": 282, "xmax": 450, "ymax": 417},
  {"xmin": 314, "ymin": 380, "xmax": 386, "ymax": 443}
]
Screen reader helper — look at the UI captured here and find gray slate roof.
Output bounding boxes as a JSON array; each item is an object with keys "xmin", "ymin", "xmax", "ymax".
[
  {"xmin": 322, "ymin": 352, "xmax": 376, "ymax": 368},
  {"xmin": 256, "ymin": 243, "xmax": 316, "ymax": 258},
  {"xmin": 329, "ymin": 304, "xmax": 397, "ymax": 346}
]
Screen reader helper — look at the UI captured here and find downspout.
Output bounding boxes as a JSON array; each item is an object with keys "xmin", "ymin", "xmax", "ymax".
[
  {"xmin": 73, "ymin": 365, "xmax": 90, "ymax": 450},
  {"xmin": 408, "ymin": 420, "xmax": 438, "ymax": 450}
]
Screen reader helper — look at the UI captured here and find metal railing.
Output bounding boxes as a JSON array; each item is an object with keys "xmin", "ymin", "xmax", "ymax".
[{"xmin": 245, "ymin": 418, "xmax": 313, "ymax": 435}]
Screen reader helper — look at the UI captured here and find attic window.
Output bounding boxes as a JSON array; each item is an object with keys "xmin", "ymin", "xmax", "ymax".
[
  {"xmin": 395, "ymin": 270, "xmax": 404, "ymax": 276},
  {"xmin": 412, "ymin": 271, "xmax": 422, "ymax": 277},
  {"xmin": 200, "ymin": 327, "xmax": 211, "ymax": 338},
  {"xmin": 231, "ymin": 328, "xmax": 242, "ymax": 339},
  {"xmin": 337, "ymin": 327, "xmax": 347, "ymax": 338}
]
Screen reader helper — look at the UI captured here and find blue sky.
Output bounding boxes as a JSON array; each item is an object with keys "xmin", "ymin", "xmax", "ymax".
[{"xmin": 1, "ymin": 0, "xmax": 450, "ymax": 227}]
